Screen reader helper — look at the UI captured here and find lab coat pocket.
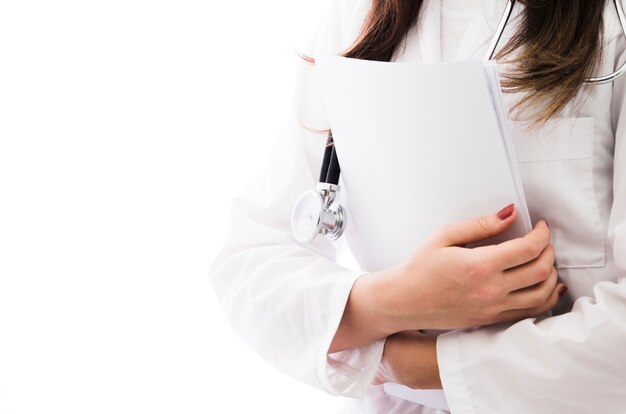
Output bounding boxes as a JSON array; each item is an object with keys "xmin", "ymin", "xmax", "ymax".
[{"xmin": 511, "ymin": 117, "xmax": 605, "ymax": 268}]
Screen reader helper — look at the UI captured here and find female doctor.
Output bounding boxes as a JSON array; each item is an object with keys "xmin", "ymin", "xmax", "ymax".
[{"xmin": 210, "ymin": 0, "xmax": 626, "ymax": 412}]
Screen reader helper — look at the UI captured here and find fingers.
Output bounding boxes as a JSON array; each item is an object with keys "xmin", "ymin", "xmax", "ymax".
[
  {"xmin": 501, "ymin": 243, "xmax": 555, "ymax": 292},
  {"xmin": 479, "ymin": 220, "xmax": 551, "ymax": 270},
  {"xmin": 497, "ymin": 282, "xmax": 566, "ymax": 323},
  {"xmin": 506, "ymin": 266, "xmax": 559, "ymax": 310},
  {"xmin": 428, "ymin": 203, "xmax": 517, "ymax": 247}
]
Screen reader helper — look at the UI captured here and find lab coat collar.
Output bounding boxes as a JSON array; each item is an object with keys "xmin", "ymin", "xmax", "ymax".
[
  {"xmin": 455, "ymin": 0, "xmax": 525, "ymax": 62},
  {"xmin": 417, "ymin": 0, "xmax": 525, "ymax": 63},
  {"xmin": 417, "ymin": 0, "xmax": 442, "ymax": 63}
]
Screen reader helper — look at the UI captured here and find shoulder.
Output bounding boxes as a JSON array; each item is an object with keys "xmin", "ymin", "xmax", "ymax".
[{"xmin": 290, "ymin": 0, "xmax": 372, "ymax": 151}]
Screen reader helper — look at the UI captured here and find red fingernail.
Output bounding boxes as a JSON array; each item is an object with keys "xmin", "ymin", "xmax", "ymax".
[
  {"xmin": 558, "ymin": 286, "xmax": 568, "ymax": 298},
  {"xmin": 497, "ymin": 204, "xmax": 515, "ymax": 220}
]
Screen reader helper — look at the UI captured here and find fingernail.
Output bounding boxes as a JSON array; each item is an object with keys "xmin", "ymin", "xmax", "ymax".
[
  {"xmin": 558, "ymin": 285, "xmax": 568, "ymax": 298},
  {"xmin": 497, "ymin": 204, "xmax": 515, "ymax": 220},
  {"xmin": 544, "ymin": 220, "xmax": 550, "ymax": 229}
]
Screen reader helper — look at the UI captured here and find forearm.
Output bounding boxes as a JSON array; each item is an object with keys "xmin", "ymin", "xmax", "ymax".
[
  {"xmin": 328, "ymin": 266, "xmax": 410, "ymax": 354},
  {"xmin": 328, "ymin": 270, "xmax": 443, "ymax": 389},
  {"xmin": 379, "ymin": 331, "xmax": 442, "ymax": 389}
]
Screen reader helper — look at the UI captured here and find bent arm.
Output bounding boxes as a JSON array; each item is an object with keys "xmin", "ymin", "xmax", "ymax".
[
  {"xmin": 209, "ymin": 97, "xmax": 386, "ymax": 397},
  {"xmin": 210, "ymin": 1, "xmax": 386, "ymax": 397},
  {"xmin": 328, "ymin": 267, "xmax": 408, "ymax": 354}
]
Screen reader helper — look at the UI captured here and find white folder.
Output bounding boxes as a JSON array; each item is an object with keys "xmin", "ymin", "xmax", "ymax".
[{"xmin": 315, "ymin": 55, "xmax": 532, "ymax": 411}]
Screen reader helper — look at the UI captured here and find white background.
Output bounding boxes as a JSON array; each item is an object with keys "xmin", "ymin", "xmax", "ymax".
[{"xmin": 0, "ymin": 0, "xmax": 350, "ymax": 412}]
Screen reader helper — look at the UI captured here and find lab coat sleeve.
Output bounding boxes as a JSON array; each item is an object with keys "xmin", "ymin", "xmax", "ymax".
[
  {"xmin": 436, "ymin": 36, "xmax": 626, "ymax": 414},
  {"xmin": 209, "ymin": 0, "xmax": 386, "ymax": 398}
]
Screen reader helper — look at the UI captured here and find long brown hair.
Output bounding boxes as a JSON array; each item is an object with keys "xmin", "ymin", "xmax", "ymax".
[{"xmin": 342, "ymin": 0, "xmax": 606, "ymax": 125}]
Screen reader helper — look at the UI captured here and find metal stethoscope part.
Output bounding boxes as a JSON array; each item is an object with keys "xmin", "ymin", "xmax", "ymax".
[
  {"xmin": 291, "ymin": 182, "xmax": 345, "ymax": 244},
  {"xmin": 487, "ymin": 0, "xmax": 626, "ymax": 84},
  {"xmin": 291, "ymin": 134, "xmax": 346, "ymax": 244},
  {"xmin": 292, "ymin": 0, "xmax": 626, "ymax": 244}
]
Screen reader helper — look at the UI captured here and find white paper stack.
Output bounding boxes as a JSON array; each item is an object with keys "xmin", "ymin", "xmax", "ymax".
[
  {"xmin": 316, "ymin": 55, "xmax": 530, "ymax": 273},
  {"xmin": 315, "ymin": 55, "xmax": 532, "ymax": 410}
]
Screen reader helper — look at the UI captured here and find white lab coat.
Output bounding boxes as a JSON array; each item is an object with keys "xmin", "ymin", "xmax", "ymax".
[{"xmin": 209, "ymin": 0, "xmax": 626, "ymax": 412}]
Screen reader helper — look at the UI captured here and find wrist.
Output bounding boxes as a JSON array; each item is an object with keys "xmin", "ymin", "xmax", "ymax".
[
  {"xmin": 366, "ymin": 264, "xmax": 432, "ymax": 333},
  {"xmin": 382, "ymin": 331, "xmax": 442, "ymax": 389},
  {"xmin": 328, "ymin": 265, "xmax": 424, "ymax": 354},
  {"xmin": 328, "ymin": 268, "xmax": 405, "ymax": 354},
  {"xmin": 355, "ymin": 265, "xmax": 413, "ymax": 336}
]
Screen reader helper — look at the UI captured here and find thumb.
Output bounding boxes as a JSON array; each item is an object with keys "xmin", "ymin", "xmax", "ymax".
[{"xmin": 429, "ymin": 204, "xmax": 517, "ymax": 247}]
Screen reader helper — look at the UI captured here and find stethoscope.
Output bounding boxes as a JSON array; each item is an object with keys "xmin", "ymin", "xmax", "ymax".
[{"xmin": 291, "ymin": 0, "xmax": 626, "ymax": 244}]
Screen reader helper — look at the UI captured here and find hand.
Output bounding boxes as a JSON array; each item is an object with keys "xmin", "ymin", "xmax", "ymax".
[
  {"xmin": 370, "ymin": 204, "xmax": 566, "ymax": 332},
  {"xmin": 372, "ymin": 331, "xmax": 441, "ymax": 389},
  {"xmin": 328, "ymin": 204, "xmax": 566, "ymax": 354}
]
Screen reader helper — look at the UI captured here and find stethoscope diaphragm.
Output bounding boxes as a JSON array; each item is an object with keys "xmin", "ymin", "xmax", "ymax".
[{"xmin": 291, "ymin": 133, "xmax": 346, "ymax": 244}]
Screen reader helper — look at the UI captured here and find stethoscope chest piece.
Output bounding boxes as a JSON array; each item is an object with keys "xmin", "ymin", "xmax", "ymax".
[
  {"xmin": 292, "ymin": 183, "xmax": 345, "ymax": 244},
  {"xmin": 292, "ymin": 134, "xmax": 346, "ymax": 244}
]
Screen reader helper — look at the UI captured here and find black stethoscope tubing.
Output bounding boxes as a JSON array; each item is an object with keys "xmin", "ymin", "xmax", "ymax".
[{"xmin": 320, "ymin": 133, "xmax": 341, "ymax": 186}]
